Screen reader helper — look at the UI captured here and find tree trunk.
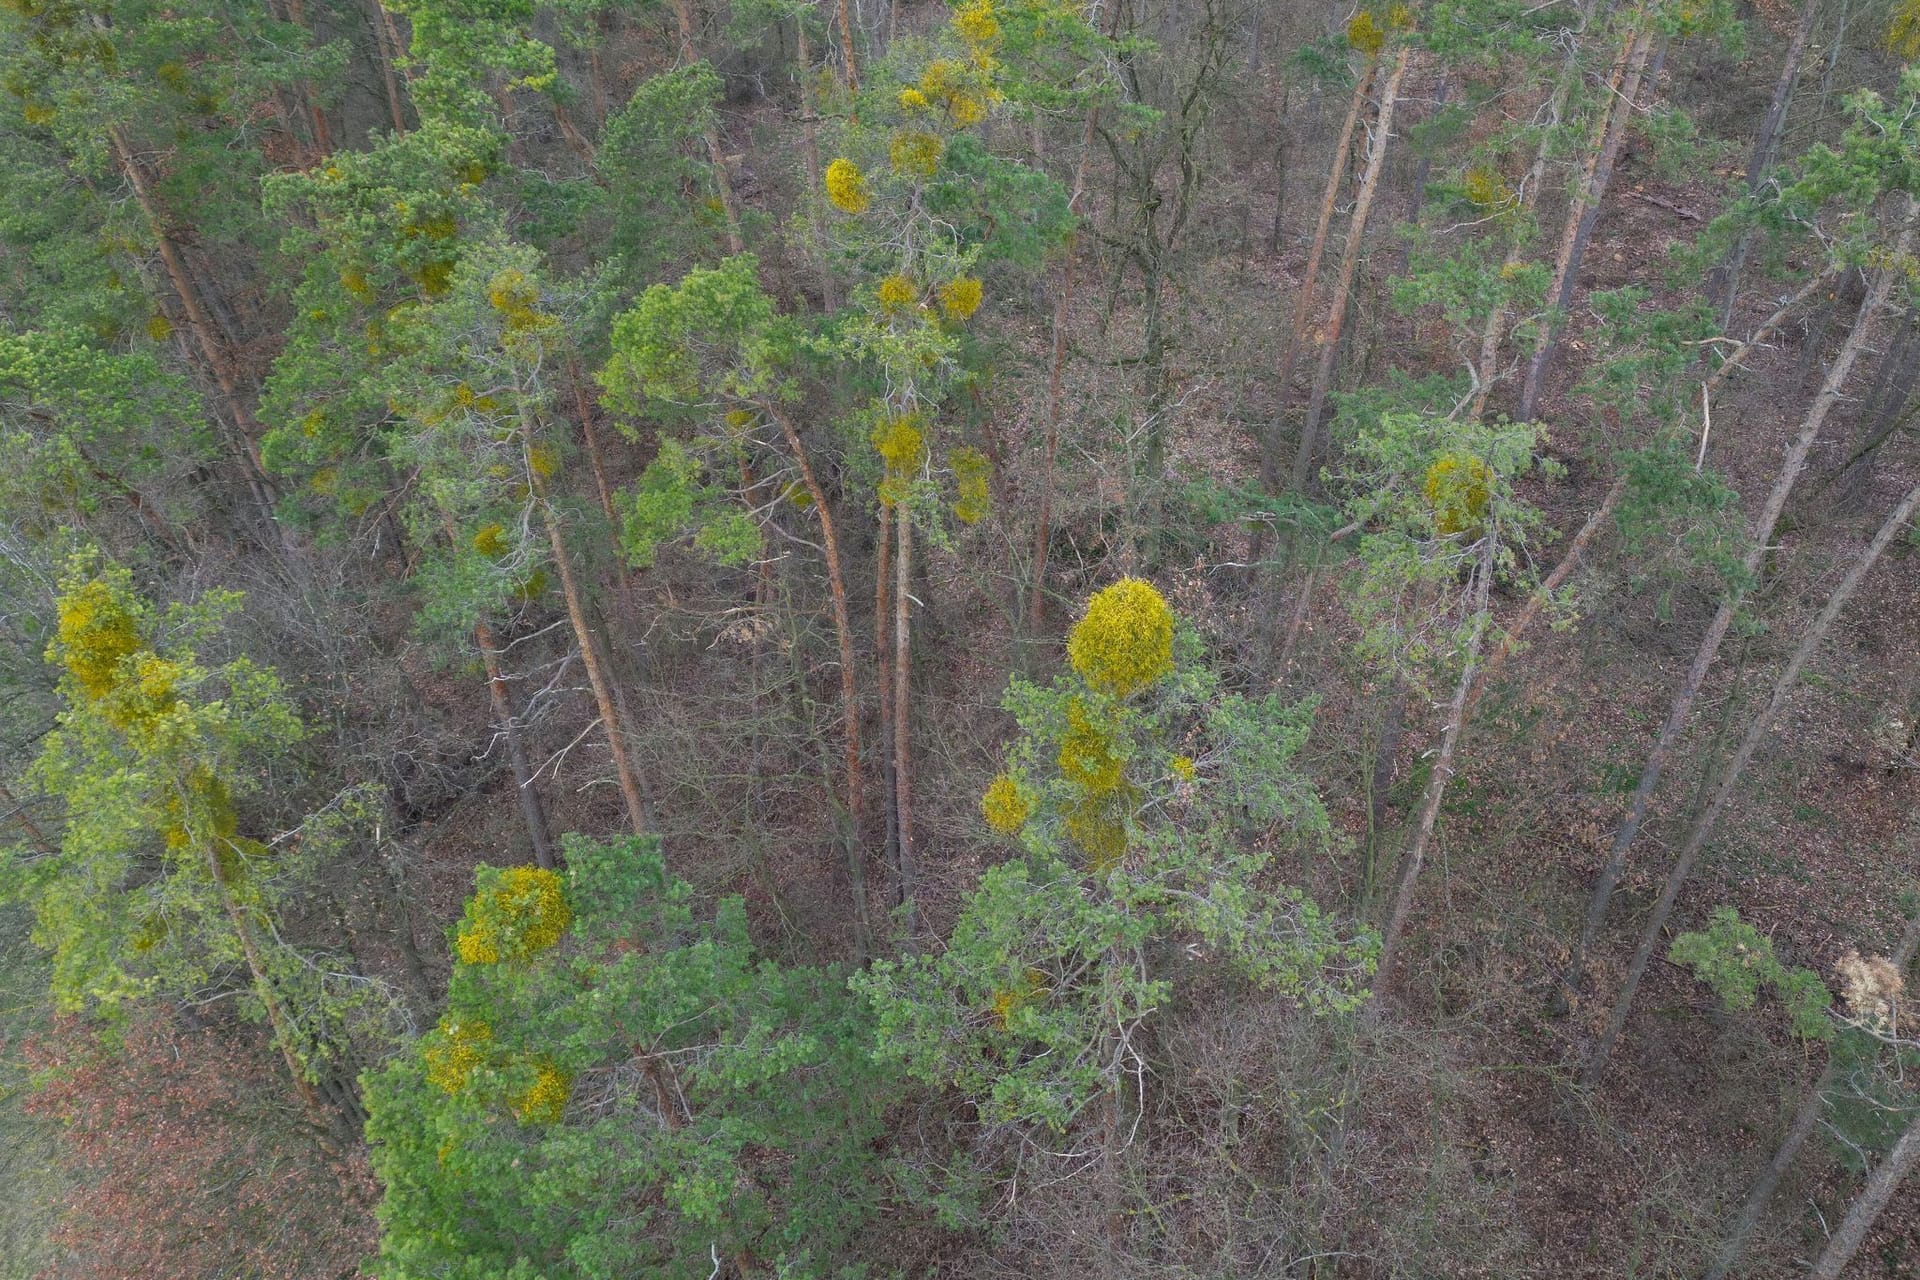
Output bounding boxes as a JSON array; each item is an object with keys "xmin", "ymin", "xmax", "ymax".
[
  {"xmin": 1292, "ymin": 47, "xmax": 1412, "ymax": 489},
  {"xmin": 1265, "ymin": 56, "xmax": 1375, "ymax": 489},
  {"xmin": 1518, "ymin": 27, "xmax": 1656, "ymax": 423},
  {"xmin": 874, "ymin": 512, "xmax": 900, "ymax": 892},
  {"xmin": 1463, "ymin": 0, "xmax": 1604, "ymax": 419},
  {"xmin": 206, "ymin": 839, "xmax": 324, "ymax": 1115},
  {"xmin": 474, "ymin": 619, "xmax": 556, "ymax": 869},
  {"xmin": 1808, "ymin": 1103, "xmax": 1920, "ymax": 1280},
  {"xmin": 1567, "ymin": 203, "xmax": 1915, "ymax": 994},
  {"xmin": 1705, "ymin": 897, "xmax": 1920, "ymax": 1280},
  {"xmin": 538, "ymin": 492, "xmax": 651, "ymax": 836},
  {"xmin": 768, "ymin": 405, "xmax": 871, "ymax": 962},
  {"xmin": 670, "ymin": 0, "xmax": 745, "ymax": 253},
  {"xmin": 1028, "ymin": 101, "xmax": 1102, "ymax": 632},
  {"xmin": 364, "ymin": 0, "xmax": 409, "ymax": 133},
  {"xmin": 836, "ymin": 0, "xmax": 859, "ymax": 89},
  {"xmin": 1371, "ymin": 530, "xmax": 1498, "ymax": 1001},
  {"xmin": 1582, "ymin": 475, "xmax": 1920, "ymax": 1084},
  {"xmin": 892, "ymin": 501, "xmax": 920, "ymax": 939},
  {"xmin": 795, "ymin": 19, "xmax": 838, "ymax": 312},
  {"xmin": 1711, "ymin": 0, "xmax": 1820, "ymax": 323}
]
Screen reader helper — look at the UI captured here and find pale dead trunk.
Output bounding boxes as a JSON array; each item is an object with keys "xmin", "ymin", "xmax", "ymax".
[
  {"xmin": 893, "ymin": 501, "xmax": 920, "ymax": 939},
  {"xmin": 1292, "ymin": 47, "xmax": 1412, "ymax": 489},
  {"xmin": 1810, "ymin": 1113, "xmax": 1920, "ymax": 1280},
  {"xmin": 1712, "ymin": 0, "xmax": 1821, "ymax": 323},
  {"xmin": 475, "ymin": 619, "xmax": 556, "ymax": 869},
  {"xmin": 1582, "ymin": 475, "xmax": 1920, "ymax": 1084},
  {"xmin": 1704, "ymin": 889, "xmax": 1920, "ymax": 1280},
  {"xmin": 1029, "ymin": 101, "xmax": 1103, "ymax": 632},
  {"xmin": 1568, "ymin": 202, "xmax": 1916, "ymax": 993},
  {"xmin": 1371, "ymin": 530, "xmax": 1497, "ymax": 1001},
  {"xmin": 795, "ymin": 19, "xmax": 838, "ymax": 312},
  {"xmin": 1265, "ymin": 55, "xmax": 1375, "ymax": 488},
  {"xmin": 1518, "ymin": 27, "xmax": 1655, "ymax": 422}
]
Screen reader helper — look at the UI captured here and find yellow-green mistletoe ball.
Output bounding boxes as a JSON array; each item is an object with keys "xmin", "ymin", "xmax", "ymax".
[
  {"xmin": 1066, "ymin": 577, "xmax": 1175, "ymax": 697},
  {"xmin": 824, "ymin": 157, "xmax": 870, "ymax": 214},
  {"xmin": 938, "ymin": 276, "xmax": 983, "ymax": 321},
  {"xmin": 981, "ymin": 772, "xmax": 1035, "ymax": 834},
  {"xmin": 1422, "ymin": 454, "xmax": 1492, "ymax": 537},
  {"xmin": 455, "ymin": 866, "xmax": 572, "ymax": 964}
]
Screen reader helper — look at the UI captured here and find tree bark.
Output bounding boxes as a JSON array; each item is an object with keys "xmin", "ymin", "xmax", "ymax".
[
  {"xmin": 1567, "ymin": 202, "xmax": 1916, "ymax": 995},
  {"xmin": 1808, "ymin": 1095, "xmax": 1920, "ymax": 1279},
  {"xmin": 538, "ymin": 491, "xmax": 651, "ymax": 836},
  {"xmin": 892, "ymin": 501, "xmax": 920, "ymax": 939},
  {"xmin": 474, "ymin": 619, "xmax": 556, "ymax": 869},
  {"xmin": 875, "ymin": 511, "xmax": 899, "ymax": 890},
  {"xmin": 670, "ymin": 0, "xmax": 745, "ymax": 253},
  {"xmin": 1582, "ymin": 474, "xmax": 1920, "ymax": 1084},
  {"xmin": 795, "ymin": 19, "xmax": 838, "ymax": 313},
  {"xmin": 1265, "ymin": 55, "xmax": 1375, "ymax": 489},
  {"xmin": 1712, "ymin": 0, "xmax": 1820, "ymax": 325},
  {"xmin": 1292, "ymin": 47, "xmax": 1412, "ymax": 490},
  {"xmin": 364, "ymin": 0, "xmax": 409, "ymax": 133},
  {"xmin": 1518, "ymin": 27, "xmax": 1655, "ymax": 423},
  {"xmin": 1028, "ymin": 100, "xmax": 1102, "ymax": 632},
  {"xmin": 768, "ymin": 404, "xmax": 871, "ymax": 962},
  {"xmin": 1371, "ymin": 530, "xmax": 1498, "ymax": 1001}
]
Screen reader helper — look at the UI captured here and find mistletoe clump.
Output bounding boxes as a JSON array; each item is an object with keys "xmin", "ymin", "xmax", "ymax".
[
  {"xmin": 511, "ymin": 1059, "xmax": 572, "ymax": 1124},
  {"xmin": 1066, "ymin": 577, "xmax": 1175, "ymax": 697},
  {"xmin": 53, "ymin": 576, "xmax": 142, "ymax": 701},
  {"xmin": 981, "ymin": 772, "xmax": 1035, "ymax": 834},
  {"xmin": 424, "ymin": 1017, "xmax": 493, "ymax": 1094},
  {"xmin": 824, "ymin": 157, "xmax": 870, "ymax": 213},
  {"xmin": 938, "ymin": 275, "xmax": 984, "ymax": 321},
  {"xmin": 1423, "ymin": 453, "xmax": 1492, "ymax": 536},
  {"xmin": 454, "ymin": 866, "xmax": 572, "ymax": 965}
]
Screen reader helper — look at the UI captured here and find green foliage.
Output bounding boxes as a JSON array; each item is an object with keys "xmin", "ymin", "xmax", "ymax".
[
  {"xmin": 1614, "ymin": 434, "xmax": 1748, "ymax": 594},
  {"xmin": 616, "ymin": 438, "xmax": 758, "ymax": 569},
  {"xmin": 597, "ymin": 63, "xmax": 733, "ymax": 283},
  {"xmin": 1337, "ymin": 412, "xmax": 1550, "ymax": 684},
  {"xmin": 364, "ymin": 834, "xmax": 892, "ymax": 1279},
  {"xmin": 857, "ymin": 586, "xmax": 1372, "ymax": 1136},
  {"xmin": 0, "ymin": 325, "xmax": 206, "ymax": 534},
  {"xmin": 384, "ymin": 0, "xmax": 554, "ymax": 127},
  {"xmin": 1668, "ymin": 906, "xmax": 1834, "ymax": 1040}
]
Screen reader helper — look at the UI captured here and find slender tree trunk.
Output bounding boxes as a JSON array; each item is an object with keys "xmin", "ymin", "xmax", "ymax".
[
  {"xmin": 1518, "ymin": 27, "xmax": 1656, "ymax": 423},
  {"xmin": 835, "ymin": 0, "xmax": 859, "ymax": 90},
  {"xmin": 282, "ymin": 0, "xmax": 334, "ymax": 155},
  {"xmin": 768, "ymin": 405, "xmax": 871, "ymax": 961},
  {"xmin": 1567, "ymin": 203, "xmax": 1916, "ymax": 994},
  {"xmin": 1711, "ymin": 0, "xmax": 1820, "ymax": 322},
  {"xmin": 537, "ymin": 492, "xmax": 651, "ymax": 836},
  {"xmin": 892, "ymin": 501, "xmax": 920, "ymax": 938},
  {"xmin": 670, "ymin": 0, "xmax": 745, "ymax": 253},
  {"xmin": 207, "ymin": 841, "xmax": 323, "ymax": 1114},
  {"xmin": 1265, "ymin": 56, "xmax": 1375, "ymax": 489},
  {"xmin": 1028, "ymin": 101, "xmax": 1102, "ymax": 632},
  {"xmin": 475, "ymin": 619, "xmax": 556, "ymax": 869},
  {"xmin": 1464, "ymin": 0, "xmax": 1605, "ymax": 419},
  {"xmin": 1814, "ymin": 0, "xmax": 1851, "ymax": 119},
  {"xmin": 875, "ymin": 512, "xmax": 900, "ymax": 891},
  {"xmin": 1583, "ymin": 477, "xmax": 1920, "ymax": 1084},
  {"xmin": 1292, "ymin": 47, "xmax": 1412, "ymax": 489},
  {"xmin": 1705, "ymin": 897, "xmax": 1920, "ymax": 1280},
  {"xmin": 365, "ymin": 0, "xmax": 409, "ymax": 133},
  {"xmin": 1810, "ymin": 1113, "xmax": 1920, "ymax": 1280},
  {"xmin": 795, "ymin": 19, "xmax": 838, "ymax": 312},
  {"xmin": 1371, "ymin": 531, "xmax": 1498, "ymax": 1001}
]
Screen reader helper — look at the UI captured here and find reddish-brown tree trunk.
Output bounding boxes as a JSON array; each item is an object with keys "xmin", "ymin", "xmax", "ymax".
[{"xmin": 768, "ymin": 405, "xmax": 871, "ymax": 960}]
